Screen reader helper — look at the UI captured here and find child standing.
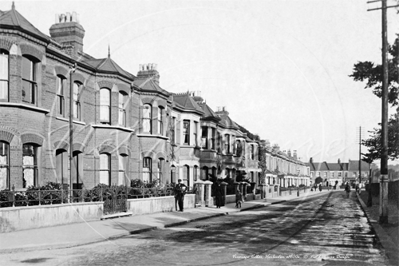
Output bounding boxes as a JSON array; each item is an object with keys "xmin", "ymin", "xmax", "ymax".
[{"xmin": 235, "ymin": 189, "xmax": 243, "ymax": 208}]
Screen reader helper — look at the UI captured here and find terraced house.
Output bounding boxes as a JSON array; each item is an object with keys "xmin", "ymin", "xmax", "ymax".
[
  {"xmin": 0, "ymin": 4, "xmax": 310, "ymax": 192},
  {"xmin": 308, "ymin": 158, "xmax": 370, "ymax": 186}
]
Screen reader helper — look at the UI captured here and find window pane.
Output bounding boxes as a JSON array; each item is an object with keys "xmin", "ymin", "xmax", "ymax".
[
  {"xmin": 118, "ymin": 109, "xmax": 126, "ymax": 126},
  {"xmin": 56, "ymin": 76, "xmax": 63, "ymax": 94},
  {"xmin": 100, "ymin": 106, "xmax": 110, "ymax": 122},
  {"xmin": 118, "ymin": 171, "xmax": 124, "ymax": 186},
  {"xmin": 143, "ymin": 105, "xmax": 151, "ymax": 119},
  {"xmin": 0, "ymin": 142, "xmax": 9, "ymax": 157},
  {"xmin": 118, "ymin": 92, "xmax": 125, "ymax": 108},
  {"xmin": 22, "ymin": 80, "xmax": 34, "ymax": 103},
  {"xmin": 100, "ymin": 154, "xmax": 109, "ymax": 169},
  {"xmin": 100, "ymin": 89, "xmax": 110, "ymax": 105},
  {"xmin": 158, "ymin": 107, "xmax": 162, "ymax": 120},
  {"xmin": 143, "ymin": 157, "xmax": 151, "ymax": 182},
  {"xmin": 0, "ymin": 81, "xmax": 7, "ymax": 100},
  {"xmin": 99, "ymin": 154, "xmax": 109, "ymax": 185},
  {"xmin": 0, "ymin": 142, "xmax": 9, "ymax": 190},
  {"xmin": 0, "ymin": 52, "xmax": 8, "ymax": 80},
  {"xmin": 143, "ymin": 119, "xmax": 151, "ymax": 133},
  {"xmin": 73, "ymin": 83, "xmax": 79, "ymax": 100},
  {"xmin": 0, "ymin": 167, "xmax": 7, "ymax": 190},
  {"xmin": 99, "ymin": 171, "xmax": 109, "ymax": 185},
  {"xmin": 183, "ymin": 120, "xmax": 190, "ymax": 144},
  {"xmin": 58, "ymin": 95, "xmax": 64, "ymax": 115},
  {"xmin": 22, "ymin": 57, "xmax": 33, "ymax": 80},
  {"xmin": 23, "ymin": 144, "xmax": 37, "ymax": 188},
  {"xmin": 118, "ymin": 155, "xmax": 125, "ymax": 171},
  {"xmin": 143, "ymin": 105, "xmax": 151, "ymax": 133}
]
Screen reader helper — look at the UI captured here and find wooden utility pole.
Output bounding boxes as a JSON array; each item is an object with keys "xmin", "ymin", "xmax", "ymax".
[
  {"xmin": 367, "ymin": 0, "xmax": 398, "ymax": 224},
  {"xmin": 359, "ymin": 126, "xmax": 362, "ymax": 185}
]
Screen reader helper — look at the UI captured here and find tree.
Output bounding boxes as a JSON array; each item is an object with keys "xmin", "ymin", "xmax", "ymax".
[{"xmin": 350, "ymin": 36, "xmax": 399, "ymax": 161}]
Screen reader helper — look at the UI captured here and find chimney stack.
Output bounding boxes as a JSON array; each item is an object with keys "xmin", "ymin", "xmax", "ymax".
[
  {"xmin": 287, "ymin": 150, "xmax": 292, "ymax": 157},
  {"xmin": 137, "ymin": 63, "xmax": 160, "ymax": 84},
  {"xmin": 215, "ymin": 106, "xmax": 229, "ymax": 116},
  {"xmin": 293, "ymin": 150, "xmax": 297, "ymax": 159},
  {"xmin": 49, "ymin": 12, "xmax": 85, "ymax": 58}
]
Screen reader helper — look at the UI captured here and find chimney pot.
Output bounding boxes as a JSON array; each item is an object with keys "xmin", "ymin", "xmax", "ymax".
[{"xmin": 50, "ymin": 12, "xmax": 85, "ymax": 58}]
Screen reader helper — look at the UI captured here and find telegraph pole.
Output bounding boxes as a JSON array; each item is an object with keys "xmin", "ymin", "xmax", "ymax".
[
  {"xmin": 367, "ymin": 0, "xmax": 398, "ymax": 224},
  {"xmin": 358, "ymin": 126, "xmax": 362, "ymax": 185}
]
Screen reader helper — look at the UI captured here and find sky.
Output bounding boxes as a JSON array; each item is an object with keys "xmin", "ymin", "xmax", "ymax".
[{"xmin": 1, "ymin": 0, "xmax": 398, "ymax": 164}]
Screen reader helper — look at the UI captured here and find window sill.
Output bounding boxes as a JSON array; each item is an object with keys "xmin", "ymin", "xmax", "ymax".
[
  {"xmin": 56, "ymin": 117, "xmax": 86, "ymax": 125},
  {"xmin": 137, "ymin": 134, "xmax": 168, "ymax": 140},
  {"xmin": 92, "ymin": 124, "xmax": 135, "ymax": 132},
  {"xmin": 0, "ymin": 102, "xmax": 49, "ymax": 114},
  {"xmin": 200, "ymin": 148, "xmax": 217, "ymax": 152}
]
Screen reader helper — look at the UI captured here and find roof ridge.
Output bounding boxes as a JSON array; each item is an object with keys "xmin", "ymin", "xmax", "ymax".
[{"xmin": 13, "ymin": 8, "xmax": 20, "ymax": 26}]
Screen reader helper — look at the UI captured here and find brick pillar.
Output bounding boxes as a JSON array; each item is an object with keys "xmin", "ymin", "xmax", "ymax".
[
  {"xmin": 194, "ymin": 180, "xmax": 205, "ymax": 207},
  {"xmin": 204, "ymin": 180, "xmax": 213, "ymax": 207}
]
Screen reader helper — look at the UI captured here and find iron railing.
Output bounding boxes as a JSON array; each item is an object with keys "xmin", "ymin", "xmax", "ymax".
[{"xmin": 0, "ymin": 185, "xmax": 195, "ymax": 208}]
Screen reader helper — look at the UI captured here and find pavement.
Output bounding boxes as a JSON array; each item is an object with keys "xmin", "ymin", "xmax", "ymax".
[
  {"xmin": 357, "ymin": 191, "xmax": 399, "ymax": 266},
  {"xmin": 0, "ymin": 190, "xmax": 331, "ymax": 254}
]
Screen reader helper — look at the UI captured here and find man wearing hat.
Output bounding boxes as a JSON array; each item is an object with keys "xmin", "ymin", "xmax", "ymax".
[{"xmin": 174, "ymin": 179, "xmax": 187, "ymax": 212}]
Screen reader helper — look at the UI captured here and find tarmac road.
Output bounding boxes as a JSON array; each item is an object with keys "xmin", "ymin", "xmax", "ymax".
[{"xmin": 0, "ymin": 191, "xmax": 391, "ymax": 266}]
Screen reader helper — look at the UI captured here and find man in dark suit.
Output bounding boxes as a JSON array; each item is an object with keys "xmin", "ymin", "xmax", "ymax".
[{"xmin": 174, "ymin": 179, "xmax": 187, "ymax": 212}]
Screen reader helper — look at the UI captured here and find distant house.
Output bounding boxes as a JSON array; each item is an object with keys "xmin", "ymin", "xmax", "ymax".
[{"xmin": 308, "ymin": 158, "xmax": 370, "ymax": 186}]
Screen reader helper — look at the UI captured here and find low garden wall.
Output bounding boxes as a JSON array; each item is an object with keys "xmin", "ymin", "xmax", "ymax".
[
  {"xmin": 0, "ymin": 202, "xmax": 103, "ymax": 233},
  {"xmin": 127, "ymin": 194, "xmax": 195, "ymax": 215}
]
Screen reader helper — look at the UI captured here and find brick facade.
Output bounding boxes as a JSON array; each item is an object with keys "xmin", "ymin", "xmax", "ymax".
[{"xmin": 0, "ymin": 6, "xmax": 310, "ymax": 191}]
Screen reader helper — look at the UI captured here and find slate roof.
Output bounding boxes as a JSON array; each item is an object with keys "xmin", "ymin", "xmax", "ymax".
[
  {"xmin": 328, "ymin": 163, "xmax": 342, "ymax": 171},
  {"xmin": 197, "ymin": 102, "xmax": 221, "ymax": 122},
  {"xmin": 0, "ymin": 3, "xmax": 49, "ymax": 41},
  {"xmin": 218, "ymin": 113, "xmax": 239, "ymax": 131},
  {"xmin": 133, "ymin": 76, "xmax": 170, "ymax": 96},
  {"xmin": 84, "ymin": 57, "xmax": 135, "ymax": 80},
  {"xmin": 172, "ymin": 93, "xmax": 203, "ymax": 114},
  {"xmin": 310, "ymin": 162, "xmax": 329, "ymax": 171},
  {"xmin": 236, "ymin": 123, "xmax": 258, "ymax": 140},
  {"xmin": 348, "ymin": 160, "xmax": 369, "ymax": 171}
]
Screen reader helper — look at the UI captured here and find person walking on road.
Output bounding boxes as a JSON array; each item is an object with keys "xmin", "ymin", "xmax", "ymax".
[
  {"xmin": 318, "ymin": 183, "xmax": 322, "ymax": 192},
  {"xmin": 174, "ymin": 179, "xmax": 187, "ymax": 212},
  {"xmin": 345, "ymin": 183, "xmax": 351, "ymax": 198},
  {"xmin": 355, "ymin": 183, "xmax": 360, "ymax": 194},
  {"xmin": 214, "ymin": 180, "xmax": 223, "ymax": 208}
]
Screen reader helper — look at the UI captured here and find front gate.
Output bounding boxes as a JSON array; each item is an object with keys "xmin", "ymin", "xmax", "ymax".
[{"xmin": 103, "ymin": 185, "xmax": 127, "ymax": 215}]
